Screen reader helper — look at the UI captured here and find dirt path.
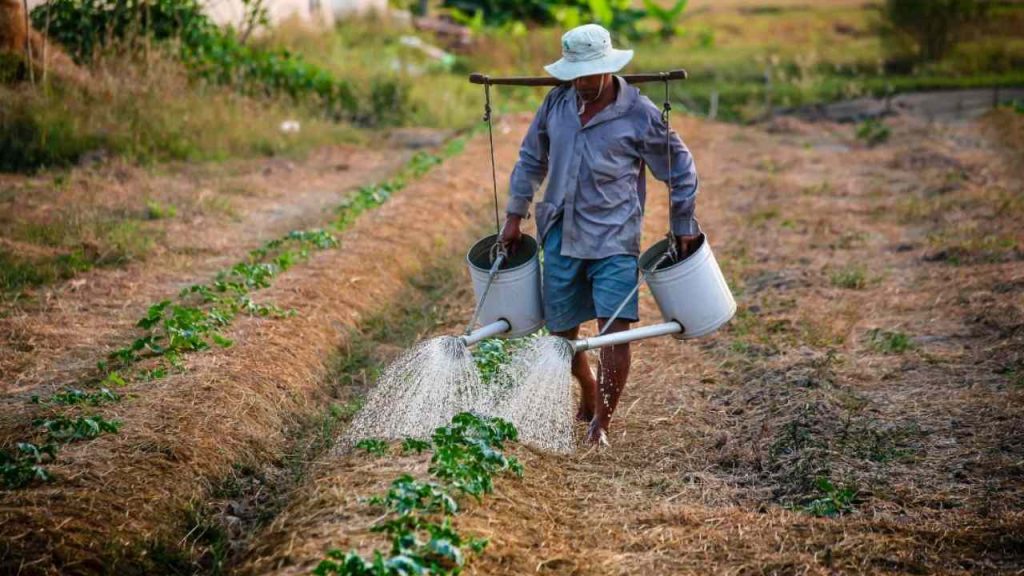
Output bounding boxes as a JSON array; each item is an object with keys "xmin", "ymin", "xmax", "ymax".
[
  {"xmin": 0, "ymin": 145, "xmax": 408, "ymax": 396},
  {"xmin": 0, "ymin": 119, "xmax": 528, "ymax": 574},
  {"xmin": 234, "ymin": 114, "xmax": 1023, "ymax": 574}
]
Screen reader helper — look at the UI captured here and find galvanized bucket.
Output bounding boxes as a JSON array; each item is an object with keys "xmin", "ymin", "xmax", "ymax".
[
  {"xmin": 638, "ymin": 235, "xmax": 736, "ymax": 339},
  {"xmin": 466, "ymin": 234, "xmax": 544, "ymax": 339}
]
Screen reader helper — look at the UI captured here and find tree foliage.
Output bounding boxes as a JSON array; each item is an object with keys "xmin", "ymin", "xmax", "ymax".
[{"xmin": 882, "ymin": 0, "xmax": 990, "ymax": 62}]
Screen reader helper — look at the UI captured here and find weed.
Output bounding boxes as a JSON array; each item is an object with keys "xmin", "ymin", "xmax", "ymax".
[
  {"xmin": 145, "ymin": 200, "xmax": 178, "ymax": 220},
  {"xmin": 867, "ymin": 328, "xmax": 913, "ymax": 354},
  {"xmin": 355, "ymin": 439, "xmax": 390, "ymax": 456},
  {"xmin": 856, "ymin": 118, "xmax": 891, "ymax": 146},
  {"xmin": 830, "ymin": 264, "xmax": 868, "ymax": 289},
  {"xmin": 802, "ymin": 476, "xmax": 858, "ymax": 517}
]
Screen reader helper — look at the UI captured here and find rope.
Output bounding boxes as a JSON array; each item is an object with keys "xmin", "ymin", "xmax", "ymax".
[
  {"xmin": 484, "ymin": 83, "xmax": 501, "ymax": 238},
  {"xmin": 662, "ymin": 76, "xmax": 679, "ymax": 264}
]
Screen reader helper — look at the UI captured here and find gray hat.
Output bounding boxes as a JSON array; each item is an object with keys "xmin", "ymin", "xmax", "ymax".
[{"xmin": 544, "ymin": 24, "xmax": 634, "ymax": 81}]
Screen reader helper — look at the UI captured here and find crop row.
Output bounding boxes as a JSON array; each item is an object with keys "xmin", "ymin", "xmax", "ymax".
[
  {"xmin": 319, "ymin": 412, "xmax": 522, "ymax": 576},
  {"xmin": 0, "ymin": 141, "xmax": 467, "ymax": 489}
]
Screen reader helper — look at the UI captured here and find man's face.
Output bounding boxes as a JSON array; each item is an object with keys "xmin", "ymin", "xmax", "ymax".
[{"xmin": 573, "ymin": 73, "xmax": 611, "ymax": 101}]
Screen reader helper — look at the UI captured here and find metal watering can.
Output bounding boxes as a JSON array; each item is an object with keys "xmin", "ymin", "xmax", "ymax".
[
  {"xmin": 459, "ymin": 232, "xmax": 736, "ymax": 351},
  {"xmin": 460, "ymin": 233, "xmax": 544, "ymax": 347}
]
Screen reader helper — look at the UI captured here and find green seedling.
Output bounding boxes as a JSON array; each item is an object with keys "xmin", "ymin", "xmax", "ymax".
[
  {"xmin": 35, "ymin": 415, "xmax": 123, "ymax": 442},
  {"xmin": 34, "ymin": 387, "xmax": 121, "ymax": 406},
  {"xmin": 0, "ymin": 442, "xmax": 57, "ymax": 489},
  {"xmin": 355, "ymin": 438, "xmax": 390, "ymax": 456},
  {"xmin": 401, "ymin": 438, "xmax": 431, "ymax": 455},
  {"xmin": 321, "ymin": 414, "xmax": 521, "ymax": 575},
  {"xmin": 802, "ymin": 477, "xmax": 858, "ymax": 517},
  {"xmin": 855, "ymin": 118, "xmax": 890, "ymax": 146}
]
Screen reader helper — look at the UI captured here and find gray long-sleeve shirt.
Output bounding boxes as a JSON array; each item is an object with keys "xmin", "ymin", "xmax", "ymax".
[{"xmin": 506, "ymin": 76, "xmax": 699, "ymax": 259}]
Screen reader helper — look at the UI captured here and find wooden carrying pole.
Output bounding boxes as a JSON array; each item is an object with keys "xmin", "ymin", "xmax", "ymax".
[{"xmin": 469, "ymin": 69, "xmax": 687, "ymax": 87}]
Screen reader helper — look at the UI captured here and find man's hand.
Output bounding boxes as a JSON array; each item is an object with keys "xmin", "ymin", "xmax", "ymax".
[
  {"xmin": 675, "ymin": 234, "xmax": 702, "ymax": 260},
  {"xmin": 501, "ymin": 215, "xmax": 524, "ymax": 256}
]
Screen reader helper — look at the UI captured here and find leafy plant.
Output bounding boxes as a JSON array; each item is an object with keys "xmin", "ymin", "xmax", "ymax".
[
  {"xmin": 355, "ymin": 438, "xmax": 390, "ymax": 456},
  {"xmin": 642, "ymin": 0, "xmax": 688, "ymax": 38},
  {"xmin": 32, "ymin": 387, "xmax": 121, "ymax": 406},
  {"xmin": 442, "ymin": 0, "xmax": 644, "ymax": 38},
  {"xmin": 472, "ymin": 338, "xmax": 511, "ymax": 383},
  {"xmin": 0, "ymin": 443, "xmax": 57, "ymax": 489},
  {"xmin": 802, "ymin": 476, "xmax": 857, "ymax": 517},
  {"xmin": 318, "ymin": 413, "xmax": 519, "ymax": 575},
  {"xmin": 34, "ymin": 415, "xmax": 122, "ymax": 441},
  {"xmin": 401, "ymin": 438, "xmax": 432, "ymax": 455}
]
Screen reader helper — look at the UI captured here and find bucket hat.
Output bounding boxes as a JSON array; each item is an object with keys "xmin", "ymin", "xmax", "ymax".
[{"xmin": 544, "ymin": 24, "xmax": 633, "ymax": 81}]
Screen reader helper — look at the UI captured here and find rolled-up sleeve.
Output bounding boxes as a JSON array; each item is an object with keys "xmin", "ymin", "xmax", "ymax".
[
  {"xmin": 639, "ymin": 104, "xmax": 700, "ymax": 236},
  {"xmin": 506, "ymin": 92, "xmax": 553, "ymax": 217}
]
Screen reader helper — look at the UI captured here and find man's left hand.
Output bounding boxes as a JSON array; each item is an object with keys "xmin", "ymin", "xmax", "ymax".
[{"xmin": 675, "ymin": 234, "xmax": 701, "ymax": 259}]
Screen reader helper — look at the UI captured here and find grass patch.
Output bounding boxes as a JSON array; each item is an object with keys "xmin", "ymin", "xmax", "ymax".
[
  {"xmin": 867, "ymin": 328, "xmax": 913, "ymax": 354},
  {"xmin": 0, "ymin": 51, "xmax": 358, "ymax": 172},
  {"xmin": 830, "ymin": 264, "xmax": 869, "ymax": 290}
]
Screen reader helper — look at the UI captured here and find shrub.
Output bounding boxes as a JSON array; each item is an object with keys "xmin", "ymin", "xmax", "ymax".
[
  {"xmin": 442, "ymin": 0, "xmax": 646, "ymax": 38},
  {"xmin": 30, "ymin": 0, "xmax": 362, "ymax": 120},
  {"xmin": 881, "ymin": 0, "xmax": 990, "ymax": 62}
]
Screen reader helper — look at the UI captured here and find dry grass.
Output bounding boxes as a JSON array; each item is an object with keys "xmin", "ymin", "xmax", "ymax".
[
  {"xmin": 0, "ymin": 116, "xmax": 529, "ymax": 574},
  {"xmin": 227, "ymin": 114, "xmax": 1023, "ymax": 575}
]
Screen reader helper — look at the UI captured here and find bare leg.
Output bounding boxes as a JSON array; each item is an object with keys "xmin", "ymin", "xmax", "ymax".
[
  {"xmin": 551, "ymin": 325, "xmax": 597, "ymax": 422},
  {"xmin": 586, "ymin": 318, "xmax": 631, "ymax": 444}
]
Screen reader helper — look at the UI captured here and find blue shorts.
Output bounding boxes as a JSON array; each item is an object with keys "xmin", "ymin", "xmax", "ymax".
[{"xmin": 542, "ymin": 221, "xmax": 639, "ymax": 333}]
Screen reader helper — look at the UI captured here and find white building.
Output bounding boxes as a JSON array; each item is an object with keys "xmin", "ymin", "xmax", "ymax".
[{"xmin": 25, "ymin": 0, "xmax": 390, "ymax": 28}]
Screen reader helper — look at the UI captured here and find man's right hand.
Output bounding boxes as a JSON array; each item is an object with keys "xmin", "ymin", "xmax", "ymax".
[{"xmin": 500, "ymin": 215, "xmax": 523, "ymax": 256}]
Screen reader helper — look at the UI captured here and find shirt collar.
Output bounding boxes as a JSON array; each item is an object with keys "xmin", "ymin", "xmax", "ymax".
[{"xmin": 571, "ymin": 76, "xmax": 635, "ymax": 129}]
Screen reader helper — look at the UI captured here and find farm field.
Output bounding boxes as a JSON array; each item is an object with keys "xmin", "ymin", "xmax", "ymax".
[
  {"xmin": 1, "ymin": 0, "xmax": 1023, "ymax": 574},
  {"xmin": 2, "ymin": 107, "xmax": 1022, "ymax": 574}
]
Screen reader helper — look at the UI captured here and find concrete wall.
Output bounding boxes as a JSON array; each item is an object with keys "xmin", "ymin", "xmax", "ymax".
[{"xmin": 205, "ymin": 0, "xmax": 334, "ymax": 27}]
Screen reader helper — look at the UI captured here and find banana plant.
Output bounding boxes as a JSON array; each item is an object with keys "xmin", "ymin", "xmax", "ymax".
[{"xmin": 642, "ymin": 0, "xmax": 689, "ymax": 38}]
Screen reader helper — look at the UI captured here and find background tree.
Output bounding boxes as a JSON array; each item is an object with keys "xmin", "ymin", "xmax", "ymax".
[{"xmin": 882, "ymin": 0, "xmax": 990, "ymax": 62}]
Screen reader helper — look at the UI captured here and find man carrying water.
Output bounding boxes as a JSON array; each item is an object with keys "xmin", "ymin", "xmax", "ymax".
[{"xmin": 501, "ymin": 24, "xmax": 701, "ymax": 446}]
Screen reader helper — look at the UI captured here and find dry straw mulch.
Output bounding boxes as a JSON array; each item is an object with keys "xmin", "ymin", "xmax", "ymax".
[
  {"xmin": 0, "ymin": 117, "xmax": 531, "ymax": 574},
  {"xmin": 236, "ymin": 115, "xmax": 1023, "ymax": 575}
]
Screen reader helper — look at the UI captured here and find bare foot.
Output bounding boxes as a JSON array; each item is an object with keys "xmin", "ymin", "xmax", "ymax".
[{"xmin": 584, "ymin": 420, "xmax": 610, "ymax": 447}]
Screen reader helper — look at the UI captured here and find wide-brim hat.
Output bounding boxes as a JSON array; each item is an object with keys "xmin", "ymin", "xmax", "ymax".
[{"xmin": 544, "ymin": 24, "xmax": 633, "ymax": 82}]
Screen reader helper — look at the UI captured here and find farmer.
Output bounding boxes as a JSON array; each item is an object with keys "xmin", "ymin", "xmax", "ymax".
[{"xmin": 501, "ymin": 24, "xmax": 701, "ymax": 446}]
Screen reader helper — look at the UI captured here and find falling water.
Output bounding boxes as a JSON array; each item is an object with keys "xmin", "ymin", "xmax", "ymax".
[
  {"xmin": 490, "ymin": 336, "xmax": 576, "ymax": 453},
  {"xmin": 344, "ymin": 336, "xmax": 485, "ymax": 443}
]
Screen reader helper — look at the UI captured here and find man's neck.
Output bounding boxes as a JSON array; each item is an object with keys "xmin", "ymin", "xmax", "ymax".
[{"xmin": 579, "ymin": 77, "xmax": 618, "ymax": 126}]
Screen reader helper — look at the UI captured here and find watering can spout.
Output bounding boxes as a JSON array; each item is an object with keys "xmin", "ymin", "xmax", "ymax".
[
  {"xmin": 569, "ymin": 321, "xmax": 683, "ymax": 353},
  {"xmin": 458, "ymin": 319, "xmax": 512, "ymax": 348}
]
